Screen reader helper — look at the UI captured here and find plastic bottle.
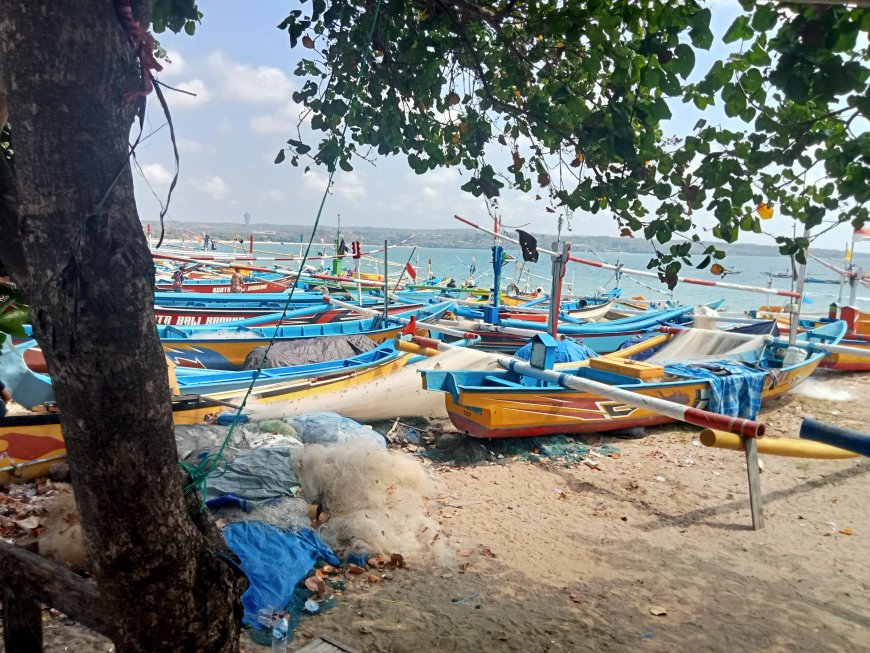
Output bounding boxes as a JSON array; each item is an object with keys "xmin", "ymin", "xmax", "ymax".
[{"xmin": 271, "ymin": 612, "xmax": 289, "ymax": 653}]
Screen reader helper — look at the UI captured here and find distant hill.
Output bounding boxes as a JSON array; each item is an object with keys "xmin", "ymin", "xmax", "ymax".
[{"xmin": 142, "ymin": 220, "xmax": 854, "ymax": 261}]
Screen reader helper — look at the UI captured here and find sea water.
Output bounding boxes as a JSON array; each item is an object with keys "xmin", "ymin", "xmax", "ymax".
[{"xmin": 203, "ymin": 242, "xmax": 870, "ymax": 313}]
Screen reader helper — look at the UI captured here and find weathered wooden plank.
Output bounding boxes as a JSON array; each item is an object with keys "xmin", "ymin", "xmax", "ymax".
[
  {"xmin": 744, "ymin": 437, "xmax": 764, "ymax": 530},
  {"xmin": 0, "ymin": 540, "xmax": 111, "ymax": 636},
  {"xmin": 295, "ymin": 635, "xmax": 360, "ymax": 653},
  {"xmin": 3, "ymin": 584, "xmax": 43, "ymax": 653}
]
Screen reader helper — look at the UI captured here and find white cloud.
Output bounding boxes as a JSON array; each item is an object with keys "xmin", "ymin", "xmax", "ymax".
[
  {"xmin": 302, "ymin": 170, "xmax": 330, "ymax": 194},
  {"xmin": 263, "ymin": 189, "xmax": 287, "ymax": 202},
  {"xmin": 177, "ymin": 138, "xmax": 203, "ymax": 153},
  {"xmin": 164, "ymin": 78, "xmax": 211, "ymax": 110},
  {"xmin": 194, "ymin": 175, "xmax": 229, "ymax": 200},
  {"xmin": 207, "ymin": 51, "xmax": 295, "ymax": 104},
  {"xmin": 158, "ymin": 50, "xmax": 186, "ymax": 77},
  {"xmin": 140, "ymin": 163, "xmax": 173, "ymax": 189},
  {"xmin": 250, "ymin": 105, "xmax": 299, "ymax": 135},
  {"xmin": 336, "ymin": 172, "xmax": 366, "ymax": 200}
]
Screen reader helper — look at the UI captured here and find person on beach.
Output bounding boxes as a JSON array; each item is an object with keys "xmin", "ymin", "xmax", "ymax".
[
  {"xmin": 171, "ymin": 268, "xmax": 185, "ymax": 292},
  {"xmin": 0, "ymin": 378, "xmax": 12, "ymax": 418},
  {"xmin": 230, "ymin": 268, "xmax": 245, "ymax": 293}
]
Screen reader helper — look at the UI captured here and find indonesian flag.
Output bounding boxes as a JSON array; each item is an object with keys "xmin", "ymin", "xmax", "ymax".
[
  {"xmin": 405, "ymin": 262, "xmax": 417, "ymax": 280},
  {"xmin": 854, "ymin": 227, "xmax": 870, "ymax": 241}
]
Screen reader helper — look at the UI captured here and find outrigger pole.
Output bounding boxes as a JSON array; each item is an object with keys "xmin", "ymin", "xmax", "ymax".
[{"xmin": 454, "ymin": 214, "xmax": 802, "ymax": 299}]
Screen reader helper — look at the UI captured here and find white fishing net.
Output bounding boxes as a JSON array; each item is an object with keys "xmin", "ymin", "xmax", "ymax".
[
  {"xmin": 294, "ymin": 442, "xmax": 450, "ymax": 562},
  {"xmin": 224, "ymin": 496, "xmax": 312, "ymax": 533},
  {"xmin": 647, "ymin": 328, "xmax": 768, "ymax": 367}
]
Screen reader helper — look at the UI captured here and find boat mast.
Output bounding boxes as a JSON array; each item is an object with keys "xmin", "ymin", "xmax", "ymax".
[
  {"xmin": 788, "ymin": 225, "xmax": 811, "ymax": 345},
  {"xmin": 484, "ymin": 214, "xmax": 503, "ymax": 324}
]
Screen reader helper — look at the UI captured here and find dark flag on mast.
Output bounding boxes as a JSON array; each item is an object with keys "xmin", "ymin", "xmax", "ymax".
[{"xmin": 516, "ymin": 230, "xmax": 539, "ymax": 263}]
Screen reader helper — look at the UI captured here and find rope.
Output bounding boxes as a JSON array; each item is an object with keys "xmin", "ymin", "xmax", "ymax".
[{"xmin": 180, "ymin": 0, "xmax": 385, "ymax": 507}]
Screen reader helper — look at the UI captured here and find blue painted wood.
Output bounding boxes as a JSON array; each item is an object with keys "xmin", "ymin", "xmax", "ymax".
[{"xmin": 800, "ymin": 418, "xmax": 870, "ymax": 458}]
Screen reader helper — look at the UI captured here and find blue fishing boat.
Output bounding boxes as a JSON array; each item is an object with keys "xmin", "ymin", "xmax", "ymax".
[
  {"xmin": 440, "ymin": 303, "xmax": 716, "ymax": 354},
  {"xmin": 158, "ymin": 301, "xmax": 453, "ymax": 369},
  {"xmin": 421, "ymin": 321, "xmax": 846, "ymax": 439}
]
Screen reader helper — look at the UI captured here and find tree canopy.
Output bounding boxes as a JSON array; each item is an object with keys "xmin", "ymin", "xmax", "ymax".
[{"xmin": 264, "ymin": 0, "xmax": 867, "ymax": 284}]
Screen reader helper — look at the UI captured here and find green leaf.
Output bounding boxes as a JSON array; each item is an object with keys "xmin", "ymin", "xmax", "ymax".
[
  {"xmin": 723, "ymin": 16, "xmax": 753, "ymax": 44},
  {"xmin": 750, "ymin": 4, "xmax": 778, "ymax": 31},
  {"xmin": 0, "ymin": 309, "xmax": 27, "ymax": 338},
  {"xmin": 648, "ymin": 98, "xmax": 672, "ymax": 121},
  {"xmin": 672, "ymin": 44, "xmax": 695, "ymax": 79},
  {"xmin": 688, "ymin": 9, "xmax": 713, "ymax": 49},
  {"xmin": 274, "ymin": 149, "xmax": 286, "ymax": 164}
]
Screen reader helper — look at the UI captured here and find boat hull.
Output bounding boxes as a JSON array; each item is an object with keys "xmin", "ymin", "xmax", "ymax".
[
  {"xmin": 0, "ymin": 396, "xmax": 214, "ymax": 485},
  {"xmin": 154, "ymin": 303, "xmax": 422, "ymax": 327},
  {"xmin": 440, "ymin": 358, "xmax": 822, "ymax": 439}
]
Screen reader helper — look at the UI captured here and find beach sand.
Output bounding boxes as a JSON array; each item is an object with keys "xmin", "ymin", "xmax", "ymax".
[{"xmin": 6, "ymin": 371, "xmax": 870, "ymax": 652}]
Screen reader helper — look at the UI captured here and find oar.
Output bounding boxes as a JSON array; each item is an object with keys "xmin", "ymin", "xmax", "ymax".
[
  {"xmin": 502, "ymin": 358, "xmax": 764, "ymax": 437},
  {"xmin": 455, "ymin": 214, "xmax": 802, "ymax": 299}
]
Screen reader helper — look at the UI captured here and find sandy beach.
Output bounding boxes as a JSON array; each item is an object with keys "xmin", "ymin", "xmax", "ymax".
[{"xmin": 6, "ymin": 371, "xmax": 870, "ymax": 653}]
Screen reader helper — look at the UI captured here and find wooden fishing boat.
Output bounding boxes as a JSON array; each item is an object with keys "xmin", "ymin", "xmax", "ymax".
[
  {"xmin": 172, "ymin": 336, "xmax": 497, "ymax": 422},
  {"xmin": 171, "ymin": 340, "xmax": 408, "ymax": 396},
  {"xmin": 155, "ymin": 274, "xmax": 293, "ymax": 293},
  {"xmin": 440, "ymin": 303, "xmax": 704, "ymax": 354},
  {"xmin": 450, "ymin": 298, "xmax": 615, "ymax": 324},
  {"xmin": 749, "ymin": 305, "xmax": 870, "ymax": 372},
  {"xmin": 244, "ymin": 339, "xmax": 501, "ymax": 422},
  {"xmin": 158, "ymin": 301, "xmax": 452, "ymax": 369},
  {"xmin": 421, "ymin": 321, "xmax": 846, "ymax": 438},
  {"xmin": 0, "ymin": 395, "xmax": 214, "ymax": 485},
  {"xmin": 154, "ymin": 296, "xmax": 421, "ymax": 327}
]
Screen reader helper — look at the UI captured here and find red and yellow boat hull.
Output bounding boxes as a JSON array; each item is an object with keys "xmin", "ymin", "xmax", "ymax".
[{"xmin": 440, "ymin": 358, "xmax": 821, "ymax": 439}]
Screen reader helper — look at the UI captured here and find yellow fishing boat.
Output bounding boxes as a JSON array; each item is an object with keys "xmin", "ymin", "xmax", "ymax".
[
  {"xmin": 422, "ymin": 322, "xmax": 845, "ymax": 439},
  {"xmin": 0, "ymin": 396, "xmax": 214, "ymax": 485}
]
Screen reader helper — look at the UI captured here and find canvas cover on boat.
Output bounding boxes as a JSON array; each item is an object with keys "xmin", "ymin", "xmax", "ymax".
[
  {"xmin": 644, "ymin": 327, "xmax": 772, "ymax": 419},
  {"xmin": 242, "ymin": 334, "xmax": 378, "ymax": 370},
  {"xmin": 514, "ymin": 337, "xmax": 597, "ymax": 363},
  {"xmin": 646, "ymin": 328, "xmax": 768, "ymax": 366}
]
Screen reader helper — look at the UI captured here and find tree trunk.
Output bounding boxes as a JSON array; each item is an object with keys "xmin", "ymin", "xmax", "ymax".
[{"xmin": 0, "ymin": 2, "xmax": 243, "ymax": 651}]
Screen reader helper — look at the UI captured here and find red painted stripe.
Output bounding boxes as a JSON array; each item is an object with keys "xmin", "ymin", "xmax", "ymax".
[
  {"xmin": 682, "ymin": 277, "xmax": 716, "ymax": 287},
  {"xmin": 683, "ymin": 407, "xmax": 765, "ymax": 438}
]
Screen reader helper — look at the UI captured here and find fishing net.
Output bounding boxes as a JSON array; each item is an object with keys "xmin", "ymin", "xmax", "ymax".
[
  {"xmin": 294, "ymin": 442, "xmax": 448, "ymax": 561},
  {"xmin": 222, "ymin": 496, "xmax": 311, "ymax": 533},
  {"xmin": 243, "ymin": 335, "xmax": 377, "ymax": 370},
  {"xmin": 646, "ymin": 328, "xmax": 768, "ymax": 367}
]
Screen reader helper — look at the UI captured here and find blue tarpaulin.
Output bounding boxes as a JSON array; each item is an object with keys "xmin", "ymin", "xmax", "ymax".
[
  {"xmin": 223, "ymin": 522, "xmax": 339, "ymax": 628},
  {"xmin": 664, "ymin": 361, "xmax": 766, "ymax": 420},
  {"xmin": 514, "ymin": 337, "xmax": 597, "ymax": 363}
]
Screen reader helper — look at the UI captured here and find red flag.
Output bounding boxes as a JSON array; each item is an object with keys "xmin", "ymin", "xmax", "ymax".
[
  {"xmin": 854, "ymin": 227, "xmax": 870, "ymax": 242},
  {"xmin": 405, "ymin": 262, "xmax": 417, "ymax": 280}
]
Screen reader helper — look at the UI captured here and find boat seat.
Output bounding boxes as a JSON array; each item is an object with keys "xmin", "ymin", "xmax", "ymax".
[{"xmin": 483, "ymin": 375, "xmax": 527, "ymax": 389}]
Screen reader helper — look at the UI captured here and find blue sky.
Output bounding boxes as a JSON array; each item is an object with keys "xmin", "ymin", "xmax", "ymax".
[{"xmin": 133, "ymin": 0, "xmax": 854, "ymax": 251}]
